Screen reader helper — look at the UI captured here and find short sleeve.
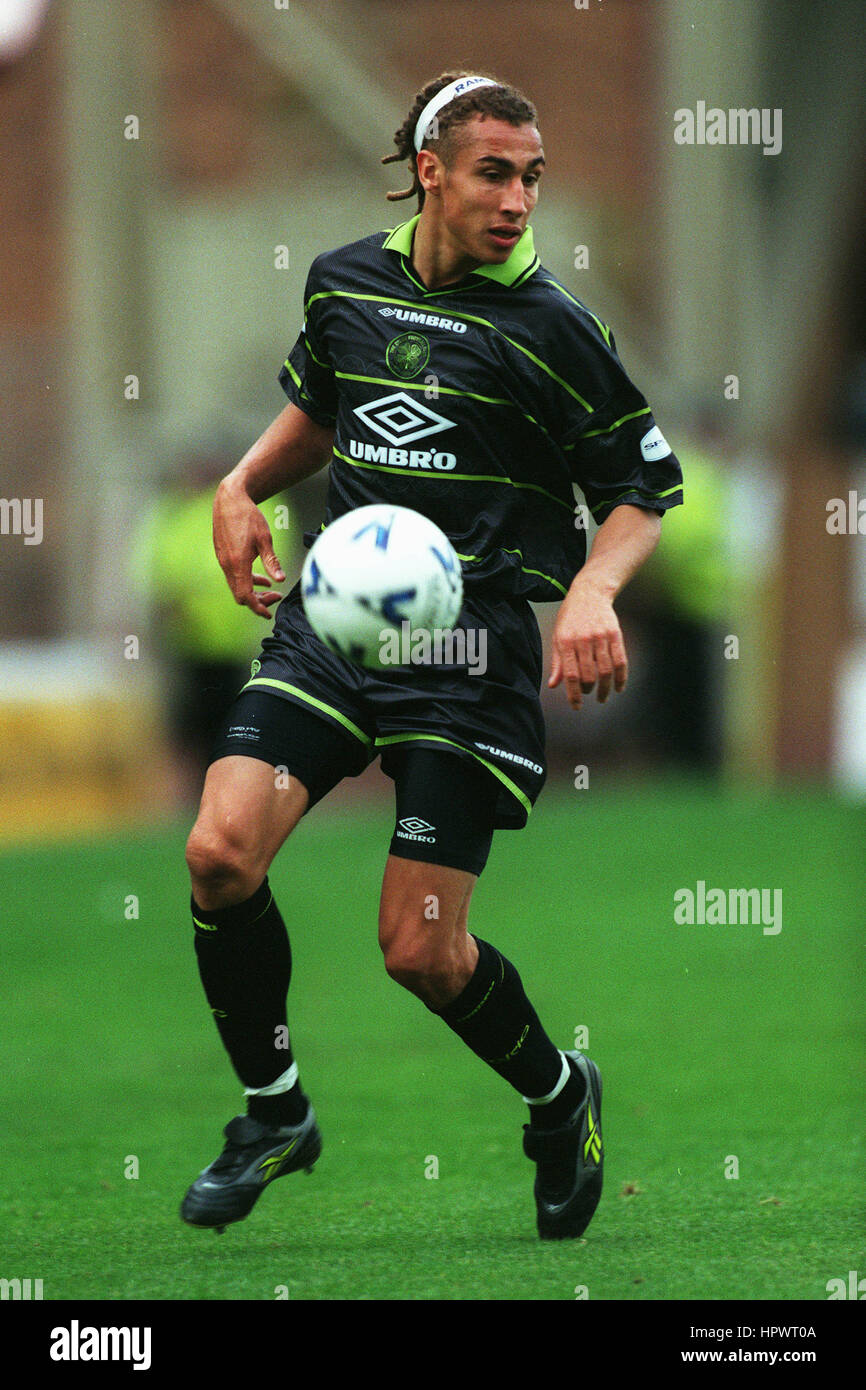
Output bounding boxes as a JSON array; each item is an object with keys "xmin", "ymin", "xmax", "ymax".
[
  {"xmin": 553, "ymin": 315, "xmax": 684, "ymax": 525},
  {"xmin": 278, "ymin": 262, "xmax": 338, "ymax": 427}
]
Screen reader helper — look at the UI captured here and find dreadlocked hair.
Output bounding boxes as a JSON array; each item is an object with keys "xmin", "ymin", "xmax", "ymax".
[{"xmin": 382, "ymin": 71, "xmax": 537, "ymax": 209}]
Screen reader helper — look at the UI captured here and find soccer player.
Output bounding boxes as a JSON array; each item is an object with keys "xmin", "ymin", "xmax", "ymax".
[{"xmin": 180, "ymin": 72, "xmax": 683, "ymax": 1240}]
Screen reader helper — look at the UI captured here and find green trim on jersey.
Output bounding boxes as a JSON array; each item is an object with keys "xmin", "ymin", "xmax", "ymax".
[
  {"xmin": 303, "ymin": 334, "xmax": 330, "ymax": 369},
  {"xmin": 284, "ymin": 354, "xmax": 335, "ymax": 419},
  {"xmin": 328, "ymin": 368, "xmax": 551, "ymax": 435},
  {"xmin": 499, "ymin": 548, "xmax": 568, "ymax": 596},
  {"xmin": 283, "ymin": 358, "xmax": 303, "ymax": 389},
  {"xmin": 240, "ymin": 677, "xmax": 372, "ymax": 747},
  {"xmin": 305, "ymin": 289, "xmax": 594, "ymax": 414},
  {"xmin": 382, "ymin": 215, "xmax": 540, "ymax": 288},
  {"xmin": 451, "ymin": 550, "xmax": 566, "ymax": 596},
  {"xmin": 286, "ymin": 356, "xmax": 554, "ymax": 440},
  {"xmin": 374, "ymin": 730, "xmax": 533, "ymax": 818},
  {"xmin": 331, "ymin": 446, "xmax": 573, "ymax": 514},
  {"xmin": 587, "ymin": 481, "xmax": 684, "ymax": 518},
  {"xmin": 546, "ymin": 275, "xmax": 613, "ymax": 347},
  {"xmin": 571, "ymin": 405, "xmax": 651, "ymax": 444}
]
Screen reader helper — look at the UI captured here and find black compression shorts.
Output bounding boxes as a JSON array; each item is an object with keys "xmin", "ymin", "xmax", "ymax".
[{"xmin": 210, "ymin": 686, "xmax": 496, "ymax": 875}]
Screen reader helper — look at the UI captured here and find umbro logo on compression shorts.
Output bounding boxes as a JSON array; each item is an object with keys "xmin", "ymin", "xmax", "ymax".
[{"xmin": 396, "ymin": 817, "xmax": 437, "ymax": 843}]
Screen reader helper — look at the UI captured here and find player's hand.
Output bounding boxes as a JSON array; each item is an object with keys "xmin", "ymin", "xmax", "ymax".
[
  {"xmin": 548, "ymin": 575, "xmax": 628, "ymax": 710},
  {"xmin": 213, "ymin": 479, "xmax": 286, "ymax": 619}
]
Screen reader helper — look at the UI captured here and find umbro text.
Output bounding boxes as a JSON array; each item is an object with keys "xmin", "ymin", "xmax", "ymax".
[
  {"xmin": 348, "ymin": 440, "xmax": 457, "ymax": 470},
  {"xmin": 379, "ymin": 307, "xmax": 467, "ymax": 333}
]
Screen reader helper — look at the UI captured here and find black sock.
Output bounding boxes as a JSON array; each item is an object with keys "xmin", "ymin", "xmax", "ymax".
[
  {"xmin": 192, "ymin": 877, "xmax": 308, "ymax": 1126},
  {"xmin": 434, "ymin": 937, "xmax": 585, "ymax": 1126}
]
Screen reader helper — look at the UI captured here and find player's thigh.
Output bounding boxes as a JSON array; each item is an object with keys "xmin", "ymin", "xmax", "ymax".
[
  {"xmin": 187, "ymin": 754, "xmax": 309, "ymax": 880},
  {"xmin": 378, "ymin": 745, "xmax": 497, "ymax": 963},
  {"xmin": 186, "ymin": 688, "xmax": 367, "ymax": 883}
]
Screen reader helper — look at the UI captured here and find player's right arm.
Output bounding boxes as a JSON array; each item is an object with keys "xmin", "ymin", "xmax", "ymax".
[{"xmin": 213, "ymin": 402, "xmax": 334, "ymax": 618}]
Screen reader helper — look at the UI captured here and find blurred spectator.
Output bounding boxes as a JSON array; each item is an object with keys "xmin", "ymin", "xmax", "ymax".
[{"xmin": 132, "ymin": 444, "xmax": 299, "ymax": 803}]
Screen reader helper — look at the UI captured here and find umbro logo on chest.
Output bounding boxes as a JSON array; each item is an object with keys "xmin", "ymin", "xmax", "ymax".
[{"xmin": 378, "ymin": 306, "xmax": 468, "ymax": 334}]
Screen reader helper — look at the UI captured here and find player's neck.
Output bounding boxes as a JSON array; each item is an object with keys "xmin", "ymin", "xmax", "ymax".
[{"xmin": 411, "ymin": 209, "xmax": 481, "ymax": 291}]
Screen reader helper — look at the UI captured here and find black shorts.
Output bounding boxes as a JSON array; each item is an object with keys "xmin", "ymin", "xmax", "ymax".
[
  {"xmin": 209, "ymin": 580, "xmax": 548, "ymax": 874},
  {"xmin": 211, "ymin": 688, "xmax": 496, "ymax": 875}
]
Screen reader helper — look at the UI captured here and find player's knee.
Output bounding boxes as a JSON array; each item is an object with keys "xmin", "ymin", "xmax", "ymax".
[
  {"xmin": 383, "ymin": 941, "xmax": 445, "ymax": 1000},
  {"xmin": 185, "ymin": 825, "xmax": 260, "ymax": 906},
  {"xmin": 382, "ymin": 933, "xmax": 469, "ymax": 1008}
]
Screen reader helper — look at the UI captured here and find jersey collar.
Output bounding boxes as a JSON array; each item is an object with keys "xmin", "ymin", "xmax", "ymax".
[{"xmin": 382, "ymin": 213, "xmax": 538, "ymax": 288}]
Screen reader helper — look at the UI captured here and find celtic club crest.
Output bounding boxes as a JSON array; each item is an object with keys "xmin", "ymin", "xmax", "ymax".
[{"xmin": 386, "ymin": 331, "xmax": 430, "ymax": 380}]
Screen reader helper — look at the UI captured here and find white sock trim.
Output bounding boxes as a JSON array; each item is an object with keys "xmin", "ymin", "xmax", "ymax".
[
  {"xmin": 522, "ymin": 1052, "xmax": 570, "ymax": 1106},
  {"xmin": 243, "ymin": 1061, "xmax": 299, "ymax": 1098}
]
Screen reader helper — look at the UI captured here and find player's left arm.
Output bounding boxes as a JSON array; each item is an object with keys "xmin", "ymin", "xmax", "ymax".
[{"xmin": 549, "ymin": 503, "xmax": 661, "ymax": 710}]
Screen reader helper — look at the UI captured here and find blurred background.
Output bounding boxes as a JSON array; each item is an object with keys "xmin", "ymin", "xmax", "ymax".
[
  {"xmin": 2, "ymin": 0, "xmax": 866, "ymax": 837},
  {"xmin": 2, "ymin": 1, "xmax": 864, "ymax": 1309}
]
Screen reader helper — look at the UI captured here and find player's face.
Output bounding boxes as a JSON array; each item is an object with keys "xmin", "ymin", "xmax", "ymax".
[{"xmin": 433, "ymin": 117, "xmax": 545, "ymax": 265}]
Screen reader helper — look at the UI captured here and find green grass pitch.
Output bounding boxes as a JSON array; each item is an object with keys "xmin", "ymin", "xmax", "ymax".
[{"xmin": 1, "ymin": 782, "xmax": 863, "ymax": 1301}]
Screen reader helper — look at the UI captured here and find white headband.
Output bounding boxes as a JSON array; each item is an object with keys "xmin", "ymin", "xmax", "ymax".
[{"xmin": 413, "ymin": 76, "xmax": 498, "ymax": 153}]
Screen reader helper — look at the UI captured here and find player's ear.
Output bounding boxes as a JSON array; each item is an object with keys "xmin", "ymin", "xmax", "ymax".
[{"xmin": 415, "ymin": 148, "xmax": 443, "ymax": 196}]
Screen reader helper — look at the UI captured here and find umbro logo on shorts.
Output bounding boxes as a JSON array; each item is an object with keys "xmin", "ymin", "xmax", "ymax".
[{"xmin": 396, "ymin": 816, "xmax": 437, "ymax": 844}]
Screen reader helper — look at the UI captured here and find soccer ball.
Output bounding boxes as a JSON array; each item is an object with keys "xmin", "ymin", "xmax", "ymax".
[{"xmin": 300, "ymin": 505, "xmax": 463, "ymax": 669}]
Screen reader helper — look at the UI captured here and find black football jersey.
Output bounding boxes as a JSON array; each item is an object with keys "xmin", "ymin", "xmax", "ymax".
[{"xmin": 279, "ymin": 214, "xmax": 683, "ymax": 602}]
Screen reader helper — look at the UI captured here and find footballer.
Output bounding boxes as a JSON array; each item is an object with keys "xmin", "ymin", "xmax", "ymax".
[{"xmin": 180, "ymin": 73, "xmax": 683, "ymax": 1240}]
